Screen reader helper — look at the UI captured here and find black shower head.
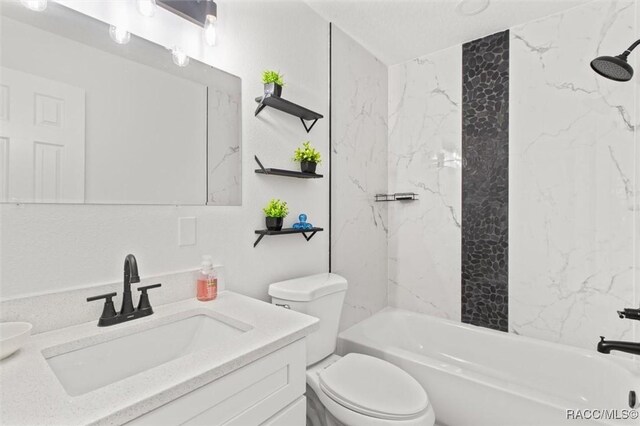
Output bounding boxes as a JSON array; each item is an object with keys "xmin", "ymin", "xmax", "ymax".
[
  {"xmin": 591, "ymin": 39, "xmax": 640, "ymax": 82},
  {"xmin": 590, "ymin": 55, "xmax": 634, "ymax": 82}
]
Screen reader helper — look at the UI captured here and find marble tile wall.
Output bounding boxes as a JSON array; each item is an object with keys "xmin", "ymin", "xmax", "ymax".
[
  {"xmin": 331, "ymin": 26, "xmax": 389, "ymax": 330},
  {"xmin": 509, "ymin": 0, "xmax": 637, "ymax": 349},
  {"xmin": 461, "ymin": 31, "xmax": 510, "ymax": 331},
  {"xmin": 388, "ymin": 46, "xmax": 462, "ymax": 320},
  {"xmin": 207, "ymin": 77, "xmax": 242, "ymax": 206},
  {"xmin": 388, "ymin": 0, "xmax": 639, "ymax": 351},
  {"xmin": 635, "ymin": 1, "xmax": 640, "ymax": 349}
]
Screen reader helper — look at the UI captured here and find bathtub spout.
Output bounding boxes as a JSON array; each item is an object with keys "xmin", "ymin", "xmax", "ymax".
[{"xmin": 598, "ymin": 336, "xmax": 640, "ymax": 356}]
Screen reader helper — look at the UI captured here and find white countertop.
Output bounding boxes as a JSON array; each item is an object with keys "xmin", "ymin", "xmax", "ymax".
[{"xmin": 0, "ymin": 291, "xmax": 318, "ymax": 426}]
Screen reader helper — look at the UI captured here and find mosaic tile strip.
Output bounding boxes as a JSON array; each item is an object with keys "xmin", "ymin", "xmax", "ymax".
[{"xmin": 461, "ymin": 30, "xmax": 509, "ymax": 331}]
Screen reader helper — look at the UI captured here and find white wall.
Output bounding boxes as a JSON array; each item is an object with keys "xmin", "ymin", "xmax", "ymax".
[
  {"xmin": 509, "ymin": 0, "xmax": 637, "ymax": 349},
  {"xmin": 0, "ymin": 0, "xmax": 329, "ymax": 301},
  {"xmin": 331, "ymin": 26, "xmax": 389, "ymax": 330},
  {"xmin": 388, "ymin": 45, "xmax": 462, "ymax": 319},
  {"xmin": 636, "ymin": 3, "xmax": 640, "ymax": 337},
  {"xmin": 387, "ymin": 0, "xmax": 640, "ymax": 351}
]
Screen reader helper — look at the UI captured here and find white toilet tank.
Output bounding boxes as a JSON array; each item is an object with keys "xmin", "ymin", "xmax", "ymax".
[{"xmin": 268, "ymin": 273, "xmax": 347, "ymax": 366}]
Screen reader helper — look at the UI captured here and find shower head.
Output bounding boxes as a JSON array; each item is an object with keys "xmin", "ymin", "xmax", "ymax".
[
  {"xmin": 590, "ymin": 55, "xmax": 633, "ymax": 81},
  {"xmin": 591, "ymin": 39, "xmax": 640, "ymax": 82}
]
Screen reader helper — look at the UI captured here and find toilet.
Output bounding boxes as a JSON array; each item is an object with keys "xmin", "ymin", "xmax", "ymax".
[{"xmin": 269, "ymin": 273, "xmax": 436, "ymax": 426}]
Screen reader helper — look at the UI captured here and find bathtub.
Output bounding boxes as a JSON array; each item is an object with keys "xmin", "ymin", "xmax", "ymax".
[{"xmin": 337, "ymin": 307, "xmax": 640, "ymax": 426}]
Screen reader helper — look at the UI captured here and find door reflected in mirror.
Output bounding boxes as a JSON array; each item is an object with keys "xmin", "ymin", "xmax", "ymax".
[{"xmin": 0, "ymin": 1, "xmax": 241, "ymax": 206}]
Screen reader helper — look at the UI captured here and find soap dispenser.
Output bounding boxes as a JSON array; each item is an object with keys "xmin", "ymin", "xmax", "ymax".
[{"xmin": 197, "ymin": 255, "xmax": 218, "ymax": 301}]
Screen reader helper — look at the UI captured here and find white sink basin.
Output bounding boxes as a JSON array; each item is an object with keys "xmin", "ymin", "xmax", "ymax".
[{"xmin": 45, "ymin": 313, "xmax": 250, "ymax": 396}]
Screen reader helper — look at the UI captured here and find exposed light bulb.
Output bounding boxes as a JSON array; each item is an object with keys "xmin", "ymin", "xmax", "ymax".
[
  {"xmin": 136, "ymin": 0, "xmax": 157, "ymax": 17},
  {"xmin": 171, "ymin": 47, "xmax": 189, "ymax": 67},
  {"xmin": 20, "ymin": 0, "xmax": 47, "ymax": 11},
  {"xmin": 203, "ymin": 15, "xmax": 217, "ymax": 46},
  {"xmin": 109, "ymin": 26, "xmax": 131, "ymax": 45}
]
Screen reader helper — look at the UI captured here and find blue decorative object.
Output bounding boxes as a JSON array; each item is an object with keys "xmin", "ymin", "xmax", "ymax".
[{"xmin": 293, "ymin": 213, "xmax": 313, "ymax": 230}]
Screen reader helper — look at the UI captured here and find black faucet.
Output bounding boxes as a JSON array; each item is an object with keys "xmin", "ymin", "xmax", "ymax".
[
  {"xmin": 617, "ymin": 308, "xmax": 640, "ymax": 321},
  {"xmin": 598, "ymin": 337, "xmax": 640, "ymax": 356},
  {"xmin": 87, "ymin": 254, "xmax": 161, "ymax": 327},
  {"xmin": 121, "ymin": 254, "xmax": 140, "ymax": 315},
  {"xmin": 597, "ymin": 307, "xmax": 640, "ymax": 356}
]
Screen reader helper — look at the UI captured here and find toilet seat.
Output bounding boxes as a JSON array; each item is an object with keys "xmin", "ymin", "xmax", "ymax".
[{"xmin": 318, "ymin": 353, "xmax": 429, "ymax": 421}]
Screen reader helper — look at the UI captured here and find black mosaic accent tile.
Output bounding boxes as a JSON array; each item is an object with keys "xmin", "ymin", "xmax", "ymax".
[{"xmin": 461, "ymin": 31, "xmax": 509, "ymax": 332}]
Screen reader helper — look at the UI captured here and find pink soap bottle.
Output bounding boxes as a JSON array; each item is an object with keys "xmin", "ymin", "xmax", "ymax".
[{"xmin": 197, "ymin": 256, "xmax": 217, "ymax": 301}]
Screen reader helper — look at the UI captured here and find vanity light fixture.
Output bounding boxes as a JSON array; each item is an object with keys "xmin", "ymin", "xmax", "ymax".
[
  {"xmin": 171, "ymin": 47, "xmax": 190, "ymax": 67},
  {"xmin": 109, "ymin": 26, "xmax": 131, "ymax": 45},
  {"xmin": 158, "ymin": 0, "xmax": 218, "ymax": 46},
  {"xmin": 136, "ymin": 0, "xmax": 157, "ymax": 17},
  {"xmin": 20, "ymin": 0, "xmax": 47, "ymax": 12}
]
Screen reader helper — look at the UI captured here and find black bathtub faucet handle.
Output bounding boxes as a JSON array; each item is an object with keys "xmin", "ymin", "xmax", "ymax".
[{"xmin": 617, "ymin": 308, "xmax": 640, "ymax": 321}]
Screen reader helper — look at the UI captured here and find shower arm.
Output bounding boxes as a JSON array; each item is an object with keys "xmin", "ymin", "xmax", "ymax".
[{"xmin": 620, "ymin": 39, "xmax": 640, "ymax": 58}]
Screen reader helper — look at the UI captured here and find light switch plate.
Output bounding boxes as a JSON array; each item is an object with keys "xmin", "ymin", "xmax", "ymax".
[{"xmin": 178, "ymin": 217, "xmax": 197, "ymax": 246}]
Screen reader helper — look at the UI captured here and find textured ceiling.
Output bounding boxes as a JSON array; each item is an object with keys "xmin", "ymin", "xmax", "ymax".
[{"xmin": 305, "ymin": 0, "xmax": 592, "ymax": 65}]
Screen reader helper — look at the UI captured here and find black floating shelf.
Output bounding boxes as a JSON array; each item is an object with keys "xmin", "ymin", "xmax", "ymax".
[
  {"xmin": 254, "ymin": 227, "xmax": 323, "ymax": 247},
  {"xmin": 254, "ymin": 156, "xmax": 323, "ymax": 179},
  {"xmin": 254, "ymin": 95, "xmax": 323, "ymax": 133}
]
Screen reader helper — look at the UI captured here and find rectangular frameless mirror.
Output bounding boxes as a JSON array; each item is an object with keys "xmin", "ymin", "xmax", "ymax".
[{"xmin": 0, "ymin": 2, "xmax": 241, "ymax": 206}]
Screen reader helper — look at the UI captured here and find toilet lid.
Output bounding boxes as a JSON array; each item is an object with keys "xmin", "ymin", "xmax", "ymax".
[{"xmin": 318, "ymin": 353, "xmax": 428, "ymax": 420}]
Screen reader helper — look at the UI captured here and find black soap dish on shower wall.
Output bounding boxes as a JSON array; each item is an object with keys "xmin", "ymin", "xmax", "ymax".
[{"xmin": 375, "ymin": 193, "xmax": 419, "ymax": 202}]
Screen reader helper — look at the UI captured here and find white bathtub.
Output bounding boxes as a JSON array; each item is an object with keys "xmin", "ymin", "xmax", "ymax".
[{"xmin": 337, "ymin": 307, "xmax": 640, "ymax": 426}]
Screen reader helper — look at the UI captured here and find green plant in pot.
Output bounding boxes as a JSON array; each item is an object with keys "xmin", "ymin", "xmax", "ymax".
[
  {"xmin": 263, "ymin": 198, "xmax": 289, "ymax": 231},
  {"xmin": 262, "ymin": 70, "xmax": 285, "ymax": 98},
  {"xmin": 293, "ymin": 141, "xmax": 322, "ymax": 174}
]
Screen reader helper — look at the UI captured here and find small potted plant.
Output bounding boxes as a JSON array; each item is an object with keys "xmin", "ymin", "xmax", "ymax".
[
  {"xmin": 293, "ymin": 141, "xmax": 322, "ymax": 174},
  {"xmin": 262, "ymin": 70, "xmax": 285, "ymax": 98},
  {"xmin": 263, "ymin": 198, "xmax": 289, "ymax": 231}
]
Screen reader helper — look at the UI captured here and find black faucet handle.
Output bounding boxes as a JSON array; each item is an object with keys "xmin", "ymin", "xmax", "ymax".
[
  {"xmin": 137, "ymin": 283, "xmax": 161, "ymax": 311},
  {"xmin": 618, "ymin": 308, "xmax": 640, "ymax": 321},
  {"xmin": 138, "ymin": 283, "xmax": 162, "ymax": 292},
  {"xmin": 87, "ymin": 292, "xmax": 117, "ymax": 302},
  {"xmin": 87, "ymin": 292, "xmax": 118, "ymax": 321}
]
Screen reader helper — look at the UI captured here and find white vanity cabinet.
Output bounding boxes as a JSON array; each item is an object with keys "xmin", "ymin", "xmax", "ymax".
[{"xmin": 128, "ymin": 339, "xmax": 306, "ymax": 426}]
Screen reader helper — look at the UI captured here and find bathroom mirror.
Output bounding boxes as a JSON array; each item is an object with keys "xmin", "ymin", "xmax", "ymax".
[{"xmin": 0, "ymin": 2, "xmax": 241, "ymax": 206}]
